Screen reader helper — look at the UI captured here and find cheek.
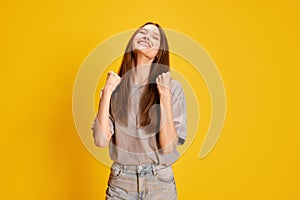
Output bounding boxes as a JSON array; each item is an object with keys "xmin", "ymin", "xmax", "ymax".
[
  {"xmin": 132, "ymin": 42, "xmax": 136, "ymax": 50},
  {"xmin": 152, "ymin": 41, "xmax": 160, "ymax": 49},
  {"xmin": 132, "ymin": 35, "xmax": 140, "ymax": 49}
]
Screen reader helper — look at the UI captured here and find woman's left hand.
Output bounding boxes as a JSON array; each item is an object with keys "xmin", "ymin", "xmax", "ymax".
[{"xmin": 156, "ymin": 72, "xmax": 171, "ymax": 96}]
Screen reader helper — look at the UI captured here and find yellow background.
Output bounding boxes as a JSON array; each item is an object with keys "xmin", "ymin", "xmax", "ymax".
[{"xmin": 1, "ymin": 0, "xmax": 300, "ymax": 199}]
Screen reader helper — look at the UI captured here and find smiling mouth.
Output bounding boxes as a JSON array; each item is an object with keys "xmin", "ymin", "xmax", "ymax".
[{"xmin": 137, "ymin": 40, "xmax": 152, "ymax": 48}]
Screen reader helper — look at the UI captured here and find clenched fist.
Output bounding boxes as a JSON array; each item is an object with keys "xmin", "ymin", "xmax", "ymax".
[
  {"xmin": 104, "ymin": 71, "xmax": 121, "ymax": 93},
  {"xmin": 156, "ymin": 72, "xmax": 171, "ymax": 96}
]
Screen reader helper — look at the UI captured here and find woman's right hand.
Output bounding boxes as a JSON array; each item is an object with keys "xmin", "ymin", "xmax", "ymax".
[
  {"xmin": 94, "ymin": 71, "xmax": 120, "ymax": 148},
  {"xmin": 104, "ymin": 71, "xmax": 121, "ymax": 93}
]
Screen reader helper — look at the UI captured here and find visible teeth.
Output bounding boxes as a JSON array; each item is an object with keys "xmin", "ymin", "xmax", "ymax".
[{"xmin": 138, "ymin": 41, "xmax": 150, "ymax": 47}]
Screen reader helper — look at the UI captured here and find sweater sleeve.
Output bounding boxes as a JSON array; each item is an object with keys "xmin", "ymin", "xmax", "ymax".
[
  {"xmin": 170, "ymin": 80, "xmax": 187, "ymax": 145},
  {"xmin": 91, "ymin": 89, "xmax": 115, "ymax": 135}
]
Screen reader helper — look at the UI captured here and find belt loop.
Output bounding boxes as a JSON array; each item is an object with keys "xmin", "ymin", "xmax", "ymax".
[
  {"xmin": 151, "ymin": 164, "xmax": 156, "ymax": 176},
  {"xmin": 117, "ymin": 162, "xmax": 125, "ymax": 173},
  {"xmin": 123, "ymin": 164, "xmax": 127, "ymax": 173}
]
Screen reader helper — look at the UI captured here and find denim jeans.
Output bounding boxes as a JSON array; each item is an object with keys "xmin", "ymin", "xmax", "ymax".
[{"xmin": 106, "ymin": 162, "xmax": 178, "ymax": 200}]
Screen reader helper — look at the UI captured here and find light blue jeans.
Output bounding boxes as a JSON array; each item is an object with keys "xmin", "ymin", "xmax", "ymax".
[{"xmin": 106, "ymin": 162, "xmax": 178, "ymax": 200}]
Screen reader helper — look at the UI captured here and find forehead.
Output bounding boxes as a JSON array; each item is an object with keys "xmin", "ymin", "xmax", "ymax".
[{"xmin": 141, "ymin": 24, "xmax": 160, "ymax": 35}]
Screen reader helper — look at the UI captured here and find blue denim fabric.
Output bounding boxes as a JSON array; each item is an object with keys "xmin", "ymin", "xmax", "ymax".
[{"xmin": 106, "ymin": 162, "xmax": 178, "ymax": 200}]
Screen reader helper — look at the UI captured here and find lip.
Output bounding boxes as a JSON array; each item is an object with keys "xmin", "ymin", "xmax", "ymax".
[{"xmin": 137, "ymin": 39, "xmax": 152, "ymax": 48}]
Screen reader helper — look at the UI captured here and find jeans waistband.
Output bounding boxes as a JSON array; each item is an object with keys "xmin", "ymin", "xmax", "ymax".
[{"xmin": 112, "ymin": 162, "xmax": 170, "ymax": 175}]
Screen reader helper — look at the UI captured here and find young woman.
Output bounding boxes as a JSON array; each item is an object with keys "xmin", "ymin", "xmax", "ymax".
[{"xmin": 92, "ymin": 22, "xmax": 187, "ymax": 200}]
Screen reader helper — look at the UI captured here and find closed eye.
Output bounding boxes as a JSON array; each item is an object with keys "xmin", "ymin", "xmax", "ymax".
[{"xmin": 139, "ymin": 29, "xmax": 147, "ymax": 34}]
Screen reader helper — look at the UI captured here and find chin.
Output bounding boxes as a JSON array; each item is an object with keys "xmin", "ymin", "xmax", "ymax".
[{"xmin": 137, "ymin": 49, "xmax": 158, "ymax": 59}]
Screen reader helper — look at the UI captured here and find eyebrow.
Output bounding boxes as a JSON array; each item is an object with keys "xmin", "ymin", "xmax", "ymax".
[{"xmin": 141, "ymin": 28, "xmax": 160, "ymax": 37}]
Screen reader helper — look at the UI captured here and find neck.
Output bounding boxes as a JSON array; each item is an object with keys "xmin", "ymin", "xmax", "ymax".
[
  {"xmin": 136, "ymin": 53, "xmax": 154, "ymax": 66},
  {"xmin": 131, "ymin": 53, "xmax": 153, "ymax": 85}
]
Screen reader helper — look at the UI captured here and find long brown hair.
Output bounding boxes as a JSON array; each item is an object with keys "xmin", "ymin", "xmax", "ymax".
[{"xmin": 110, "ymin": 22, "xmax": 170, "ymax": 128}]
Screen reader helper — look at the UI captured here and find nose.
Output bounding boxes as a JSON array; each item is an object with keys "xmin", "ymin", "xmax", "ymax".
[
  {"xmin": 143, "ymin": 35, "xmax": 149, "ymax": 41},
  {"xmin": 143, "ymin": 32, "xmax": 151, "ymax": 40}
]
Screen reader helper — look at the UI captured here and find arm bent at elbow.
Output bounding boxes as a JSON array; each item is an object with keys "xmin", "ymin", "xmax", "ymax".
[
  {"xmin": 92, "ymin": 71, "xmax": 120, "ymax": 148},
  {"xmin": 92, "ymin": 88, "xmax": 114, "ymax": 148}
]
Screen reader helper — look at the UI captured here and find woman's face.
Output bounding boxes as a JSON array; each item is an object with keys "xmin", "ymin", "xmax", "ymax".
[{"xmin": 132, "ymin": 24, "xmax": 161, "ymax": 59}]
